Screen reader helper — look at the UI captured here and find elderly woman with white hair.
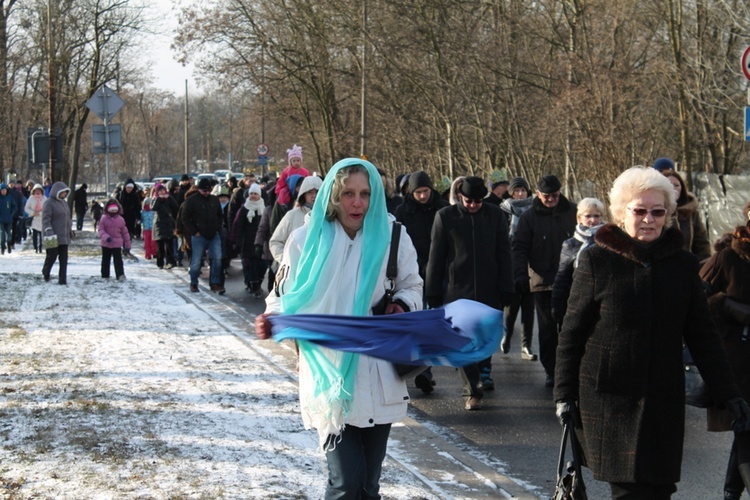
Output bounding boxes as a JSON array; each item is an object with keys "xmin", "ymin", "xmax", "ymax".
[
  {"xmin": 554, "ymin": 166, "xmax": 750, "ymax": 499},
  {"xmin": 551, "ymin": 197, "xmax": 606, "ymax": 326}
]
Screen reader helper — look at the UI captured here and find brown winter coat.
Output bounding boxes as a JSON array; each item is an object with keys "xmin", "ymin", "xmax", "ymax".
[
  {"xmin": 554, "ymin": 224, "xmax": 739, "ymax": 485},
  {"xmin": 674, "ymin": 193, "xmax": 711, "ymax": 261},
  {"xmin": 700, "ymin": 225, "xmax": 750, "ymax": 431}
]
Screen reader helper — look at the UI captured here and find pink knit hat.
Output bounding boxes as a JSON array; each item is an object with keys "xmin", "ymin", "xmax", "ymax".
[{"xmin": 287, "ymin": 144, "xmax": 303, "ymax": 162}]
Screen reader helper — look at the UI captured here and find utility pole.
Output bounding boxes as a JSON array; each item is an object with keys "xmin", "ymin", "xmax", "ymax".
[
  {"xmin": 47, "ymin": 0, "xmax": 56, "ymax": 182},
  {"xmin": 359, "ymin": 0, "xmax": 368, "ymax": 158},
  {"xmin": 184, "ymin": 80, "xmax": 189, "ymax": 174}
]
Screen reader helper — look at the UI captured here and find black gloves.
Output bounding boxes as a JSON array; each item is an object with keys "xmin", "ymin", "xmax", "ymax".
[
  {"xmin": 254, "ymin": 244, "xmax": 264, "ymax": 258},
  {"xmin": 726, "ymin": 397, "xmax": 750, "ymax": 433},
  {"xmin": 556, "ymin": 400, "xmax": 581, "ymax": 427},
  {"xmin": 515, "ymin": 280, "xmax": 530, "ymax": 294},
  {"xmin": 106, "ymin": 237, "xmax": 112, "ymax": 243}
]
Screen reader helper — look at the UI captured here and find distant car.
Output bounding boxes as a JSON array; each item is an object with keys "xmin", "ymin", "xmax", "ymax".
[
  {"xmin": 152, "ymin": 176, "xmax": 175, "ymax": 185},
  {"xmin": 196, "ymin": 173, "xmax": 219, "ymax": 184},
  {"xmin": 213, "ymin": 169, "xmax": 233, "ymax": 179}
]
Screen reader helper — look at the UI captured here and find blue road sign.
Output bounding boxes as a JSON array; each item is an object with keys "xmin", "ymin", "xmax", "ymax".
[
  {"xmin": 746, "ymin": 107, "xmax": 750, "ymax": 142},
  {"xmin": 258, "ymin": 155, "xmax": 268, "ymax": 166}
]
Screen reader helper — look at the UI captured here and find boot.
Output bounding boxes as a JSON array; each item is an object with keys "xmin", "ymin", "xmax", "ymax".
[{"xmin": 725, "ymin": 441, "xmax": 744, "ymax": 500}]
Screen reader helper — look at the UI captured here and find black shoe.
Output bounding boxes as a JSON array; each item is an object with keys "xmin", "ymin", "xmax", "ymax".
[
  {"xmin": 545, "ymin": 374, "xmax": 554, "ymax": 388},
  {"xmin": 415, "ymin": 373, "xmax": 435, "ymax": 394},
  {"xmin": 500, "ymin": 336, "xmax": 510, "ymax": 354},
  {"xmin": 43, "ymin": 273, "xmax": 50, "ymax": 282},
  {"xmin": 479, "ymin": 377, "xmax": 495, "ymax": 391}
]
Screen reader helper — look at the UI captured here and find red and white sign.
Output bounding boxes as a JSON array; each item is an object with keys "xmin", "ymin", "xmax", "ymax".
[
  {"xmin": 742, "ymin": 46, "xmax": 750, "ymax": 81},
  {"xmin": 256, "ymin": 143, "xmax": 269, "ymax": 156}
]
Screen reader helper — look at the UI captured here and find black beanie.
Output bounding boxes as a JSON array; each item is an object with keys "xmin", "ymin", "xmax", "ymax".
[
  {"xmin": 508, "ymin": 177, "xmax": 529, "ymax": 193},
  {"xmin": 408, "ymin": 171, "xmax": 433, "ymax": 192},
  {"xmin": 181, "ymin": 174, "xmax": 190, "ymax": 182},
  {"xmin": 459, "ymin": 176, "xmax": 488, "ymax": 199},
  {"xmin": 537, "ymin": 175, "xmax": 561, "ymax": 194}
]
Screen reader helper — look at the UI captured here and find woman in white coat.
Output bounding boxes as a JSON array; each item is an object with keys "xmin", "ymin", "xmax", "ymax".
[
  {"xmin": 256, "ymin": 158, "xmax": 422, "ymax": 499},
  {"xmin": 24, "ymin": 183, "xmax": 47, "ymax": 253}
]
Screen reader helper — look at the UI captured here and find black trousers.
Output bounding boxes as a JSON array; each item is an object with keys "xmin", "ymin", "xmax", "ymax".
[
  {"xmin": 156, "ymin": 239, "xmax": 176, "ymax": 268},
  {"xmin": 101, "ymin": 246, "xmax": 124, "ymax": 278},
  {"xmin": 533, "ymin": 291, "xmax": 557, "ymax": 377},
  {"xmin": 43, "ymin": 244, "xmax": 68, "ymax": 284},
  {"xmin": 609, "ymin": 481, "xmax": 677, "ymax": 499},
  {"xmin": 504, "ymin": 290, "xmax": 535, "ymax": 348}
]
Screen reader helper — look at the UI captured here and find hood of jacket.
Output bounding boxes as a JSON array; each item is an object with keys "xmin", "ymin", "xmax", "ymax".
[
  {"xmin": 675, "ymin": 192, "xmax": 699, "ymax": 220},
  {"xmin": 731, "ymin": 224, "xmax": 750, "ymax": 263},
  {"xmin": 104, "ymin": 198, "xmax": 124, "ymax": 215},
  {"xmin": 595, "ymin": 223, "xmax": 685, "ymax": 265},
  {"xmin": 49, "ymin": 181, "xmax": 70, "ymax": 199}
]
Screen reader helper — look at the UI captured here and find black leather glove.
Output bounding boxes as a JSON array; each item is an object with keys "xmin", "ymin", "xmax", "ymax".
[
  {"xmin": 254, "ymin": 244, "xmax": 264, "ymax": 258},
  {"xmin": 726, "ymin": 397, "xmax": 750, "ymax": 433},
  {"xmin": 552, "ymin": 307, "xmax": 565, "ymax": 326},
  {"xmin": 555, "ymin": 400, "xmax": 581, "ymax": 427},
  {"xmin": 515, "ymin": 280, "xmax": 530, "ymax": 294}
]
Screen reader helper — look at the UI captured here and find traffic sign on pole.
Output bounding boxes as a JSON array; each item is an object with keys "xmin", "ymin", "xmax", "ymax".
[
  {"xmin": 742, "ymin": 46, "xmax": 750, "ymax": 81},
  {"xmin": 257, "ymin": 143, "xmax": 269, "ymax": 156},
  {"xmin": 86, "ymin": 84, "xmax": 125, "ymax": 123},
  {"xmin": 745, "ymin": 107, "xmax": 750, "ymax": 142}
]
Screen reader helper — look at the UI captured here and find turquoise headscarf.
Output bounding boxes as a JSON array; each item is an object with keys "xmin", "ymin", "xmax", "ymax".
[
  {"xmin": 281, "ymin": 157, "xmax": 389, "ymax": 315},
  {"xmin": 280, "ymin": 158, "xmax": 390, "ymax": 430}
]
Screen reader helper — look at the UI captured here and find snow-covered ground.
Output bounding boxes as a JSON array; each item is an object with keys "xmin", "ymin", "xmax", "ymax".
[{"xmin": 0, "ymin": 231, "xmax": 444, "ymax": 499}]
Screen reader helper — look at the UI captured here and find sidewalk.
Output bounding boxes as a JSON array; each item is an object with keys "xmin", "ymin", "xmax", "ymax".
[{"xmin": 0, "ymin": 229, "xmax": 539, "ymax": 499}]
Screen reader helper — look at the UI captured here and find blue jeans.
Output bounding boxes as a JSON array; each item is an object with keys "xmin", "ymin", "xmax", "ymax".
[
  {"xmin": 189, "ymin": 233, "xmax": 222, "ymax": 286},
  {"xmin": 324, "ymin": 424, "xmax": 392, "ymax": 500}
]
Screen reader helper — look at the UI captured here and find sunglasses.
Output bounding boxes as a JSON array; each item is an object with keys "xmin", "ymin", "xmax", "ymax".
[
  {"xmin": 628, "ymin": 207, "xmax": 667, "ymax": 218},
  {"xmin": 463, "ymin": 197, "xmax": 484, "ymax": 205}
]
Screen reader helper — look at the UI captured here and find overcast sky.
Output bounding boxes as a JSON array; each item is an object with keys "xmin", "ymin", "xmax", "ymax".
[{"xmin": 147, "ymin": 0, "xmax": 196, "ymax": 95}]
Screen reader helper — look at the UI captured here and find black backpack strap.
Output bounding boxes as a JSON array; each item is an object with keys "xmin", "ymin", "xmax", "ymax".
[{"xmin": 386, "ymin": 222, "xmax": 401, "ymax": 281}]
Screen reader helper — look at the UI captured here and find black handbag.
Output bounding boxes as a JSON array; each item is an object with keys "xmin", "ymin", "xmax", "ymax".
[
  {"xmin": 552, "ymin": 423, "xmax": 588, "ymax": 500},
  {"xmin": 371, "ymin": 222, "xmax": 427, "ymax": 379},
  {"xmin": 683, "ymin": 345, "xmax": 714, "ymax": 408}
]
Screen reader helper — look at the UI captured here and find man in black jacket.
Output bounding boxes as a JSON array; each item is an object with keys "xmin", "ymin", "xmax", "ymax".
[
  {"xmin": 73, "ymin": 183, "xmax": 88, "ymax": 230},
  {"xmin": 179, "ymin": 178, "xmax": 225, "ymax": 294},
  {"xmin": 395, "ymin": 171, "xmax": 448, "ymax": 393},
  {"xmin": 426, "ymin": 176, "xmax": 514, "ymax": 410},
  {"xmin": 512, "ymin": 175, "xmax": 576, "ymax": 387}
]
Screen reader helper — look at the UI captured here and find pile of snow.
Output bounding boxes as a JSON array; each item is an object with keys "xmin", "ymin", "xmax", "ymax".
[{"xmin": 0, "ymin": 232, "xmax": 438, "ymax": 498}]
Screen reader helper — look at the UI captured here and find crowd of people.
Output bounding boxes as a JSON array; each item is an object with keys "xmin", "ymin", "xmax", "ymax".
[{"xmin": 5, "ymin": 149, "xmax": 750, "ymax": 498}]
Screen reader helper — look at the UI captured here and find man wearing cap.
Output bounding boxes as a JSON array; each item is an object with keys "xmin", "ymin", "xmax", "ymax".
[
  {"xmin": 395, "ymin": 171, "xmax": 449, "ymax": 394},
  {"xmin": 175, "ymin": 174, "xmax": 193, "ymax": 206},
  {"xmin": 486, "ymin": 180, "xmax": 509, "ymax": 205},
  {"xmin": 116, "ymin": 178, "xmax": 142, "ymax": 245},
  {"xmin": 426, "ymin": 176, "xmax": 514, "ymax": 410},
  {"xmin": 512, "ymin": 174, "xmax": 576, "ymax": 387},
  {"xmin": 179, "ymin": 178, "xmax": 225, "ymax": 294}
]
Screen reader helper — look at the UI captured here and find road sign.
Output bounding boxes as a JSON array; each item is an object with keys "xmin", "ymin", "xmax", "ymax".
[
  {"xmin": 742, "ymin": 46, "xmax": 750, "ymax": 81},
  {"xmin": 257, "ymin": 143, "xmax": 269, "ymax": 156},
  {"xmin": 92, "ymin": 124, "xmax": 123, "ymax": 154},
  {"xmin": 745, "ymin": 107, "xmax": 750, "ymax": 142},
  {"xmin": 86, "ymin": 84, "xmax": 125, "ymax": 122},
  {"xmin": 27, "ymin": 127, "xmax": 62, "ymax": 168},
  {"xmin": 257, "ymin": 155, "xmax": 268, "ymax": 166}
]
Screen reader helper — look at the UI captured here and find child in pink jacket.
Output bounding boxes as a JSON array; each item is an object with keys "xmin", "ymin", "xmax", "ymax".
[
  {"xmin": 98, "ymin": 199, "xmax": 131, "ymax": 280},
  {"xmin": 274, "ymin": 144, "xmax": 310, "ymax": 205}
]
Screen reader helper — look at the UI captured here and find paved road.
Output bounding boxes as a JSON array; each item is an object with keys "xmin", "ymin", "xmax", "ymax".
[{"xmin": 187, "ymin": 258, "xmax": 734, "ymax": 499}]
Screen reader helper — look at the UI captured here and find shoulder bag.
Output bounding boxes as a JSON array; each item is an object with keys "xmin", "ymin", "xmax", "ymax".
[
  {"xmin": 552, "ymin": 422, "xmax": 588, "ymax": 500},
  {"xmin": 371, "ymin": 222, "xmax": 427, "ymax": 379}
]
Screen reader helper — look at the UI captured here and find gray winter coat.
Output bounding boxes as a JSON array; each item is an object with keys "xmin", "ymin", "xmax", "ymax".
[{"xmin": 42, "ymin": 182, "xmax": 72, "ymax": 245}]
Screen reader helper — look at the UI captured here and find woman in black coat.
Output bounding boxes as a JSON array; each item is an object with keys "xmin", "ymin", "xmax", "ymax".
[
  {"xmin": 554, "ymin": 166, "xmax": 749, "ymax": 499},
  {"xmin": 151, "ymin": 184, "xmax": 179, "ymax": 269},
  {"xmin": 700, "ymin": 201, "xmax": 750, "ymax": 500}
]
